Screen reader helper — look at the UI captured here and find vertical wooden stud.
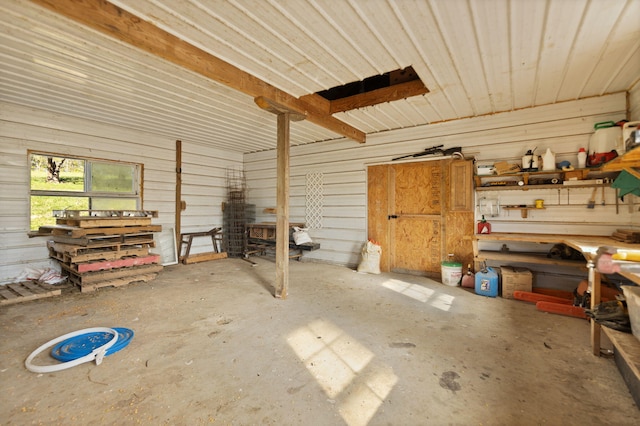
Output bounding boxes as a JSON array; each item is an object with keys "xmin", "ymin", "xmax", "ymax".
[
  {"xmin": 275, "ymin": 113, "xmax": 290, "ymax": 299},
  {"xmin": 175, "ymin": 140, "xmax": 182, "ymax": 243}
]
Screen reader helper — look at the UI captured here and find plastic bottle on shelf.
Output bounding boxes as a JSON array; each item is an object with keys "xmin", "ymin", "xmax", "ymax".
[
  {"xmin": 577, "ymin": 147, "xmax": 587, "ymax": 169},
  {"xmin": 542, "ymin": 148, "xmax": 556, "ymax": 171}
]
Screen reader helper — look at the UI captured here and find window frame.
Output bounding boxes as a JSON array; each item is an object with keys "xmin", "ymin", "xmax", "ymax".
[{"xmin": 29, "ymin": 150, "xmax": 143, "ymax": 230}]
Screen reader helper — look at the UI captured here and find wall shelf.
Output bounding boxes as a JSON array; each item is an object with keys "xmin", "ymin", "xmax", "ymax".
[
  {"xmin": 476, "ymin": 182, "xmax": 610, "ymax": 192},
  {"xmin": 502, "ymin": 205, "xmax": 545, "ymax": 218},
  {"xmin": 475, "ymin": 167, "xmax": 618, "ymax": 192}
]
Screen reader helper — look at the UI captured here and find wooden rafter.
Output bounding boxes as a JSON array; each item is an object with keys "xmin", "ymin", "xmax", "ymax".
[
  {"xmin": 330, "ymin": 80, "xmax": 429, "ymax": 113},
  {"xmin": 300, "ymin": 79, "xmax": 428, "ymax": 114},
  {"xmin": 29, "ymin": 0, "xmax": 366, "ymax": 143}
]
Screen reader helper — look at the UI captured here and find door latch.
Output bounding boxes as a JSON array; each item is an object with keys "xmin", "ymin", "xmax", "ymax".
[{"xmin": 387, "ymin": 214, "xmax": 398, "ymax": 220}]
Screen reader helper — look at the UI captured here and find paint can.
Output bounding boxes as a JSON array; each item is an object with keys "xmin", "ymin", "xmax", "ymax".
[{"xmin": 441, "ymin": 261, "xmax": 462, "ymax": 286}]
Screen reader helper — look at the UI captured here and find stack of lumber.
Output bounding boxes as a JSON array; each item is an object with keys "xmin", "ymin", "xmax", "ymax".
[
  {"xmin": 42, "ymin": 210, "xmax": 163, "ymax": 293},
  {"xmin": 611, "ymin": 229, "xmax": 640, "ymax": 244}
]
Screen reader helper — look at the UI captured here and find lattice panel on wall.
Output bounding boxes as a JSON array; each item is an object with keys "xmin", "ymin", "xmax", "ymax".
[{"xmin": 305, "ymin": 172, "xmax": 323, "ymax": 229}]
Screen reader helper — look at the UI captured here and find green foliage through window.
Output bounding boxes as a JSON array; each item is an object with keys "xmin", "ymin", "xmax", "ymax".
[{"xmin": 29, "ymin": 153, "xmax": 141, "ymax": 230}]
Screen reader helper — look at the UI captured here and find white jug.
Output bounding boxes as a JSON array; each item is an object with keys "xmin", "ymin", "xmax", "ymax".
[{"xmin": 542, "ymin": 148, "xmax": 555, "ymax": 171}]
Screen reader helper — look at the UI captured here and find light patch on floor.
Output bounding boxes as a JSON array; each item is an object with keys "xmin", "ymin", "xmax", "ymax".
[
  {"xmin": 382, "ymin": 278, "xmax": 455, "ymax": 311},
  {"xmin": 287, "ymin": 319, "xmax": 398, "ymax": 424},
  {"xmin": 339, "ymin": 366, "xmax": 398, "ymax": 426}
]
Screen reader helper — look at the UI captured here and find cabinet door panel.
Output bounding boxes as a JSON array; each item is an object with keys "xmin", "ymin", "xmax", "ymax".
[{"xmin": 450, "ymin": 160, "xmax": 473, "ymax": 211}]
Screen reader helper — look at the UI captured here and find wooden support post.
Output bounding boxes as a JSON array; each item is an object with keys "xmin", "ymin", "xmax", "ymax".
[
  {"xmin": 175, "ymin": 140, "xmax": 182, "ymax": 244},
  {"xmin": 255, "ymin": 96, "xmax": 301, "ymax": 299},
  {"xmin": 275, "ymin": 112, "xmax": 290, "ymax": 299}
]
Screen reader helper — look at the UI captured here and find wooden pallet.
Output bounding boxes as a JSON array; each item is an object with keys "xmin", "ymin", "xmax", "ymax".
[
  {"xmin": 54, "ymin": 217, "xmax": 153, "ymax": 229},
  {"xmin": 53, "ymin": 209, "xmax": 158, "ymax": 218},
  {"xmin": 39, "ymin": 224, "xmax": 162, "ymax": 238},
  {"xmin": 51, "ymin": 232, "xmax": 156, "ymax": 247},
  {"xmin": 72, "ymin": 254, "xmax": 161, "ymax": 273},
  {"xmin": 64, "ymin": 263, "xmax": 163, "ymax": 285},
  {"xmin": 0, "ymin": 281, "xmax": 64, "ymax": 306},
  {"xmin": 75, "ymin": 273, "xmax": 159, "ymax": 293},
  {"xmin": 48, "ymin": 241, "xmax": 153, "ymax": 263}
]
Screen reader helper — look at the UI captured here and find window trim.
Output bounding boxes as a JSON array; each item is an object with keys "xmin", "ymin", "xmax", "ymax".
[{"xmin": 28, "ymin": 150, "xmax": 143, "ymax": 230}]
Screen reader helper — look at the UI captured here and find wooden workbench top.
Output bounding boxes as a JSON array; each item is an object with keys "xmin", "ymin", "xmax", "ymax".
[{"xmin": 475, "ymin": 232, "xmax": 636, "ymax": 256}]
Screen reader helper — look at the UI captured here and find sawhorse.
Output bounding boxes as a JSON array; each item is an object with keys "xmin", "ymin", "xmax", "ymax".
[{"xmin": 180, "ymin": 227, "xmax": 225, "ymax": 264}]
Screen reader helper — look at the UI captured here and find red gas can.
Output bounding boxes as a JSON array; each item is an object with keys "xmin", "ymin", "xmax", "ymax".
[{"xmin": 477, "ymin": 216, "xmax": 491, "ymax": 234}]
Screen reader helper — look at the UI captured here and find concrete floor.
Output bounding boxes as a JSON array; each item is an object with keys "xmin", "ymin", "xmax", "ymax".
[{"xmin": 1, "ymin": 258, "xmax": 638, "ymax": 425}]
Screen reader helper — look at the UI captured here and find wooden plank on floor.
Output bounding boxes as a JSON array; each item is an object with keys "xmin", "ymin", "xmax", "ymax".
[{"xmin": 183, "ymin": 252, "xmax": 228, "ymax": 264}]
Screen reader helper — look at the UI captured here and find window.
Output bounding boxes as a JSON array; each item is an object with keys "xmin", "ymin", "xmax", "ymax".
[{"xmin": 29, "ymin": 153, "xmax": 141, "ymax": 230}]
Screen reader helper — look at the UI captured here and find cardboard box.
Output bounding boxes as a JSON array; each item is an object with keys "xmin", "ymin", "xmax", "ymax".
[{"xmin": 500, "ymin": 266, "xmax": 532, "ymax": 299}]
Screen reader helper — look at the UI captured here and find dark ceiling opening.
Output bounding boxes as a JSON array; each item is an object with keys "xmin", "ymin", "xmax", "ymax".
[{"xmin": 317, "ymin": 66, "xmax": 420, "ymax": 101}]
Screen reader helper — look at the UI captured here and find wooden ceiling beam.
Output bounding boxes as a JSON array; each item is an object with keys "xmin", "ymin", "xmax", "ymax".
[
  {"xmin": 29, "ymin": 0, "xmax": 366, "ymax": 143},
  {"xmin": 254, "ymin": 97, "xmax": 306, "ymax": 122},
  {"xmin": 327, "ymin": 80, "xmax": 429, "ymax": 113}
]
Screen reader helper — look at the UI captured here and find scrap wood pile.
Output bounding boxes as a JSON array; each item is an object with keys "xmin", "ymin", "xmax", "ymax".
[
  {"xmin": 41, "ymin": 210, "xmax": 163, "ymax": 293},
  {"xmin": 611, "ymin": 229, "xmax": 640, "ymax": 244}
]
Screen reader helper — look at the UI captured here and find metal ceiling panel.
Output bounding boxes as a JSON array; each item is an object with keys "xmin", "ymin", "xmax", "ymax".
[{"xmin": 1, "ymin": 0, "xmax": 639, "ymax": 154}]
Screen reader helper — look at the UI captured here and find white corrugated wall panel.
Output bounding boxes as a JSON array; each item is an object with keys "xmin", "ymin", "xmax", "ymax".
[
  {"xmin": 0, "ymin": 102, "xmax": 241, "ymax": 283},
  {"xmin": 178, "ymin": 144, "xmax": 243, "ymax": 256},
  {"xmin": 244, "ymin": 94, "xmax": 637, "ymax": 268}
]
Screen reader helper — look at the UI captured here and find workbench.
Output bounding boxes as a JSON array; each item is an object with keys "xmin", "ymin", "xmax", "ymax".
[
  {"xmin": 474, "ymin": 232, "xmax": 640, "ymax": 405},
  {"xmin": 245, "ymin": 222, "xmax": 320, "ymax": 261}
]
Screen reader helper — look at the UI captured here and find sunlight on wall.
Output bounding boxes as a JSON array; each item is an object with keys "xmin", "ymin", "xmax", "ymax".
[
  {"xmin": 382, "ymin": 278, "xmax": 455, "ymax": 311},
  {"xmin": 33, "ymin": 58, "xmax": 88, "ymax": 82},
  {"xmin": 287, "ymin": 319, "xmax": 398, "ymax": 425}
]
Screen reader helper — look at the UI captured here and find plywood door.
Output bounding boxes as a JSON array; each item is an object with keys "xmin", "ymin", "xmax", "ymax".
[
  {"xmin": 391, "ymin": 161, "xmax": 443, "ymax": 274},
  {"xmin": 367, "ymin": 159, "xmax": 474, "ymax": 276}
]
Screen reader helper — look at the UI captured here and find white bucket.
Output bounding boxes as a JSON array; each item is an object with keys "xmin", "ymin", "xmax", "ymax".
[{"xmin": 441, "ymin": 261, "xmax": 462, "ymax": 286}]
